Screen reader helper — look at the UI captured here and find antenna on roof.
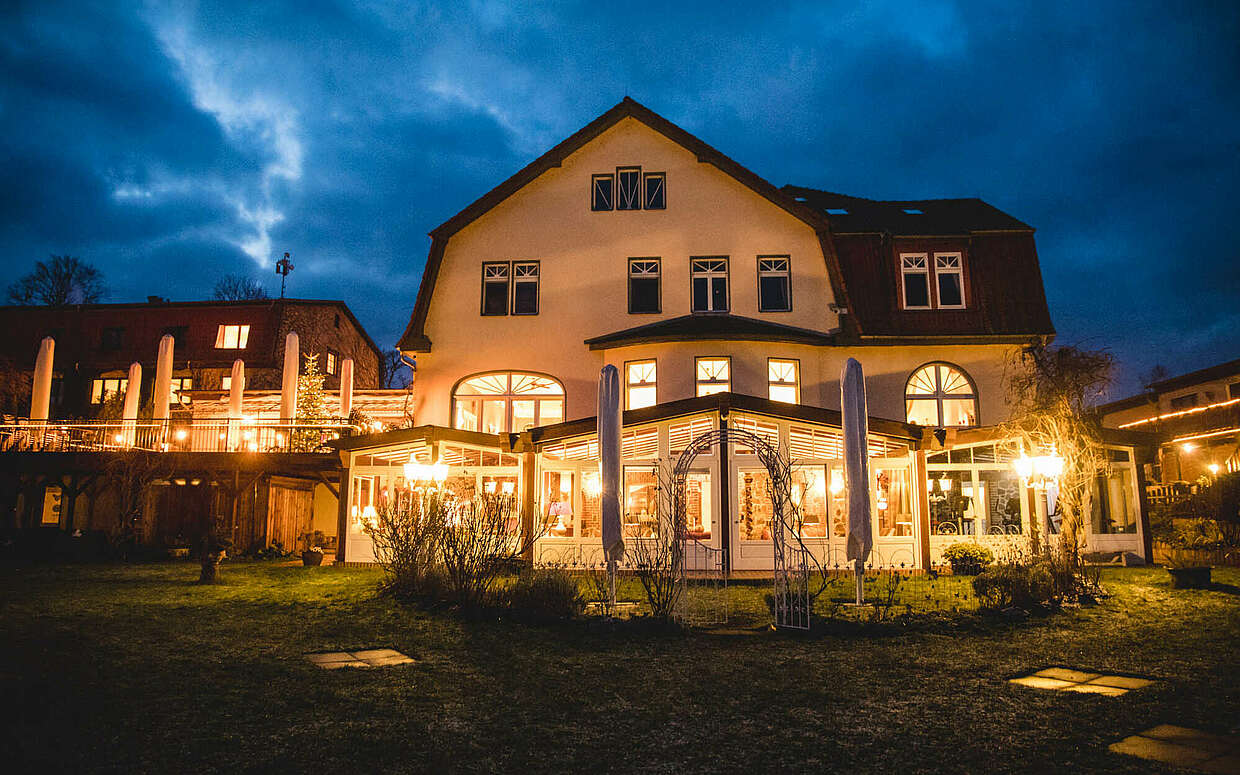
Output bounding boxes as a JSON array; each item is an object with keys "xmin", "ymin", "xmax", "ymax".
[{"xmin": 275, "ymin": 252, "xmax": 294, "ymax": 298}]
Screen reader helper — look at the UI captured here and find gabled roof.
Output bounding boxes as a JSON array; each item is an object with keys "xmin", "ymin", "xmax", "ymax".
[
  {"xmin": 583, "ymin": 313, "xmax": 838, "ymax": 350},
  {"xmin": 1095, "ymin": 356, "xmax": 1240, "ymax": 416},
  {"xmin": 782, "ymin": 185, "xmax": 1033, "ymax": 235},
  {"xmin": 398, "ymin": 97, "xmax": 853, "ymax": 351}
]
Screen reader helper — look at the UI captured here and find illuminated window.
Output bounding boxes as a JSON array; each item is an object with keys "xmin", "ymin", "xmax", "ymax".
[
  {"xmin": 643, "ymin": 172, "xmax": 666, "ymax": 209},
  {"xmin": 935, "ymin": 253, "xmax": 965, "ymax": 308},
  {"xmin": 543, "ymin": 470, "xmax": 575, "ymax": 537},
  {"xmin": 628, "ymin": 258, "xmax": 660, "ymax": 314},
  {"xmin": 696, "ymin": 357, "xmax": 731, "ymax": 396},
  {"xmin": 221, "ymin": 375, "xmax": 232, "ymax": 391},
  {"xmin": 452, "ymin": 371, "xmax": 564, "ymax": 433},
  {"xmin": 90, "ymin": 377, "xmax": 127, "ymax": 404},
  {"xmin": 625, "ymin": 360, "xmax": 657, "ymax": 410},
  {"xmin": 616, "ymin": 166, "xmax": 642, "ymax": 210},
  {"xmin": 591, "ymin": 174, "xmax": 614, "ymax": 211},
  {"xmin": 623, "ymin": 467, "xmax": 658, "ymax": 538},
  {"xmin": 325, "ymin": 351, "xmax": 338, "ymax": 376},
  {"xmin": 214, "ymin": 324, "xmax": 250, "ymax": 349},
  {"xmin": 905, "ymin": 363, "xmax": 978, "ymax": 427},
  {"xmin": 900, "ymin": 254, "xmax": 930, "ymax": 309},
  {"xmin": 481, "ymin": 262, "xmax": 510, "ymax": 316},
  {"xmin": 757, "ymin": 256, "xmax": 791, "ymax": 312},
  {"xmin": 169, "ymin": 376, "xmax": 193, "ymax": 405},
  {"xmin": 691, "ymin": 257, "xmax": 729, "ymax": 312},
  {"xmin": 512, "ymin": 261, "xmax": 539, "ymax": 315},
  {"xmin": 768, "ymin": 359, "xmax": 799, "ymax": 403}
]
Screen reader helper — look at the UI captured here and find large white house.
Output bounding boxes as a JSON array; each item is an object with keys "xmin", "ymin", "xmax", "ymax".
[{"xmin": 334, "ymin": 98, "xmax": 1151, "ymax": 569}]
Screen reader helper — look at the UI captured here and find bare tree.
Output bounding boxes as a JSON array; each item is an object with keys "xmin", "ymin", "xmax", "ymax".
[
  {"xmin": 211, "ymin": 274, "xmax": 269, "ymax": 300},
  {"xmin": 1003, "ymin": 342, "xmax": 1115, "ymax": 563},
  {"xmin": 378, "ymin": 350, "xmax": 411, "ymax": 389},
  {"xmin": 7, "ymin": 255, "xmax": 106, "ymax": 305}
]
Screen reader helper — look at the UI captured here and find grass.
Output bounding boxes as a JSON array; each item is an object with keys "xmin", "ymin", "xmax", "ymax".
[{"xmin": 2, "ymin": 561, "xmax": 1238, "ymax": 773}]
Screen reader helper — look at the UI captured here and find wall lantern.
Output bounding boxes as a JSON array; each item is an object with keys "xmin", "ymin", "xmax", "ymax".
[
  {"xmin": 1013, "ymin": 451, "xmax": 1064, "ymax": 489},
  {"xmin": 1208, "ymin": 463, "xmax": 1221, "ymax": 476}
]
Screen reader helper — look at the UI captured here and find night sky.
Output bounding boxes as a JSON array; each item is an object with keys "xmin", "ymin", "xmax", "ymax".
[{"xmin": 3, "ymin": 1, "xmax": 1237, "ymax": 397}]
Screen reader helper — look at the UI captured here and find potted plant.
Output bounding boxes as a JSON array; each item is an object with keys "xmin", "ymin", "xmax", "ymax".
[
  {"xmin": 301, "ymin": 530, "xmax": 326, "ymax": 566},
  {"xmin": 942, "ymin": 542, "xmax": 994, "ymax": 576},
  {"xmin": 1165, "ymin": 547, "xmax": 1211, "ymax": 589}
]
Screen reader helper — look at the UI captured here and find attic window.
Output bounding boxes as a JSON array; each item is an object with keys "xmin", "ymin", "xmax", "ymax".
[
  {"xmin": 903, "ymin": 208, "xmax": 924, "ymax": 215},
  {"xmin": 826, "ymin": 208, "xmax": 848, "ymax": 215}
]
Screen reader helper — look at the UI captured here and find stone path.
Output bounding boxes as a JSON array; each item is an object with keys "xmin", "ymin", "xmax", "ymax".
[
  {"xmin": 305, "ymin": 649, "xmax": 415, "ymax": 669},
  {"xmin": 1008, "ymin": 667, "xmax": 1154, "ymax": 696},
  {"xmin": 1110, "ymin": 725, "xmax": 1240, "ymax": 773}
]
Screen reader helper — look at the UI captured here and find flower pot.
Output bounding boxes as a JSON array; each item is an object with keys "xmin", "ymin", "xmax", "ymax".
[
  {"xmin": 302, "ymin": 549, "xmax": 324, "ymax": 567},
  {"xmin": 1168, "ymin": 566, "xmax": 1211, "ymax": 589}
]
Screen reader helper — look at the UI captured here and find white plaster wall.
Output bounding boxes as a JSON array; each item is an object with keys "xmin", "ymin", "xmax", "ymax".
[{"xmin": 416, "ymin": 117, "xmax": 837, "ymax": 425}]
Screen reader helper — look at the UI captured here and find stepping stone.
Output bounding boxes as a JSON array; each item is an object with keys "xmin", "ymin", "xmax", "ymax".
[
  {"xmin": 1086, "ymin": 675, "xmax": 1154, "ymax": 690},
  {"xmin": 1035, "ymin": 667, "xmax": 1100, "ymax": 682},
  {"xmin": 1110, "ymin": 725, "xmax": 1240, "ymax": 773},
  {"xmin": 305, "ymin": 649, "xmax": 415, "ymax": 669},
  {"xmin": 1009, "ymin": 675, "xmax": 1075, "ymax": 690},
  {"xmin": 1061, "ymin": 682, "xmax": 1128, "ymax": 696}
]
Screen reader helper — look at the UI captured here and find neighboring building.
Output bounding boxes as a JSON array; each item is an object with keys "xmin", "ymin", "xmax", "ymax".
[
  {"xmin": 1098, "ymin": 357, "xmax": 1240, "ymax": 483},
  {"xmin": 330, "ymin": 98, "xmax": 1149, "ymax": 569},
  {"xmin": 0, "ymin": 298, "xmax": 383, "ymax": 418}
]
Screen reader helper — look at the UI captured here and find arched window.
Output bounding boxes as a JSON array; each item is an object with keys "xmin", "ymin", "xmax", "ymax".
[
  {"xmin": 905, "ymin": 363, "xmax": 978, "ymax": 427},
  {"xmin": 453, "ymin": 372, "xmax": 565, "ymax": 434}
]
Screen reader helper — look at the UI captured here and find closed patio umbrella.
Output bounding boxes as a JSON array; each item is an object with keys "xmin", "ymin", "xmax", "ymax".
[
  {"xmin": 598, "ymin": 365, "xmax": 624, "ymax": 611},
  {"xmin": 842, "ymin": 358, "xmax": 872, "ymax": 603}
]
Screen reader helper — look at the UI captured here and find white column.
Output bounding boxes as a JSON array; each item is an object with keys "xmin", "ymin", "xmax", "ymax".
[
  {"xmin": 30, "ymin": 337, "xmax": 55, "ymax": 421},
  {"xmin": 152, "ymin": 334, "xmax": 174, "ymax": 421},
  {"xmin": 339, "ymin": 358, "xmax": 354, "ymax": 419},
  {"xmin": 280, "ymin": 332, "xmax": 299, "ymax": 421}
]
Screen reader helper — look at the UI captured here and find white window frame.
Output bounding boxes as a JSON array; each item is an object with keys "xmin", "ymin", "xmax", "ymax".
[
  {"xmin": 90, "ymin": 377, "xmax": 127, "ymax": 405},
  {"xmin": 695, "ymin": 357, "xmax": 731, "ymax": 396},
  {"xmin": 934, "ymin": 252, "xmax": 966, "ymax": 309},
  {"xmin": 169, "ymin": 376, "xmax": 193, "ymax": 405},
  {"xmin": 512, "ymin": 261, "xmax": 539, "ymax": 315},
  {"xmin": 899, "ymin": 253, "xmax": 931, "ymax": 310},
  {"xmin": 904, "ymin": 362, "xmax": 979, "ymax": 428},
  {"xmin": 481, "ymin": 262, "xmax": 511, "ymax": 316},
  {"xmin": 767, "ymin": 358, "xmax": 800, "ymax": 403},
  {"xmin": 214, "ymin": 324, "xmax": 251, "ymax": 349},
  {"xmin": 691, "ymin": 257, "xmax": 729, "ymax": 312},
  {"xmin": 628, "ymin": 258, "xmax": 661, "ymax": 314},
  {"xmin": 325, "ymin": 351, "xmax": 338, "ymax": 376},
  {"xmin": 625, "ymin": 359, "xmax": 657, "ymax": 410},
  {"xmin": 757, "ymin": 256, "xmax": 791, "ymax": 312}
]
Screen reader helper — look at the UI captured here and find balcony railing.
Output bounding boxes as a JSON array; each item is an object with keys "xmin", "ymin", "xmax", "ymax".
[{"xmin": 0, "ymin": 418, "xmax": 358, "ymax": 454}]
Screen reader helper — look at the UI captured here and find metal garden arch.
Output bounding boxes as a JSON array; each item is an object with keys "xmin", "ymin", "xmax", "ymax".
[{"xmin": 671, "ymin": 426, "xmax": 812, "ymax": 630}]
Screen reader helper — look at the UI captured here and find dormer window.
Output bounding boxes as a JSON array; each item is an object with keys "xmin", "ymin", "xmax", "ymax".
[
  {"xmin": 214, "ymin": 324, "xmax": 250, "ymax": 349},
  {"xmin": 900, "ymin": 252, "xmax": 967, "ymax": 310}
]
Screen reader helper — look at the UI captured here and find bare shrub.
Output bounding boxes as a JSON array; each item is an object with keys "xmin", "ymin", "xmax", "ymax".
[
  {"xmin": 367, "ymin": 492, "xmax": 448, "ymax": 600},
  {"xmin": 439, "ymin": 492, "xmax": 543, "ymax": 607}
]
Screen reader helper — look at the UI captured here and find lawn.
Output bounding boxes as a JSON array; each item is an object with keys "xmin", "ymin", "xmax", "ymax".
[{"xmin": 2, "ymin": 561, "xmax": 1237, "ymax": 774}]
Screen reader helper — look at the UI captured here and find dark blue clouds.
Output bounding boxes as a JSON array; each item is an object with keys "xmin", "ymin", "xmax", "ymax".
[{"xmin": 1, "ymin": 0, "xmax": 1236, "ymax": 397}]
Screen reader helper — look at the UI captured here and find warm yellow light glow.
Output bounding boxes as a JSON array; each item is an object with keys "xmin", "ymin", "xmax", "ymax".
[
  {"xmin": 113, "ymin": 433, "xmax": 124, "ymax": 443},
  {"xmin": 371, "ymin": 421, "xmax": 384, "ymax": 432},
  {"xmin": 1014, "ymin": 451, "xmax": 1064, "ymax": 487},
  {"xmin": 1118, "ymin": 396, "xmax": 1240, "ymax": 429},
  {"xmin": 403, "ymin": 461, "xmax": 449, "ymax": 483},
  {"xmin": 559, "ymin": 476, "xmax": 572, "ymax": 494},
  {"xmin": 829, "ymin": 470, "xmax": 844, "ymax": 495},
  {"xmin": 1181, "ymin": 442, "xmax": 1196, "ymax": 452},
  {"xmin": 485, "ymin": 480, "xmax": 497, "ymax": 493},
  {"xmin": 175, "ymin": 429, "xmax": 187, "ymax": 441},
  {"xmin": 502, "ymin": 481, "xmax": 515, "ymax": 495},
  {"xmin": 584, "ymin": 473, "xmax": 602, "ymax": 497},
  {"xmin": 1208, "ymin": 463, "xmax": 1220, "ymax": 475},
  {"xmin": 247, "ymin": 442, "xmax": 258, "ymax": 452},
  {"xmin": 275, "ymin": 433, "xmax": 284, "ymax": 444},
  {"xmin": 938, "ymin": 477, "xmax": 953, "ymax": 492}
]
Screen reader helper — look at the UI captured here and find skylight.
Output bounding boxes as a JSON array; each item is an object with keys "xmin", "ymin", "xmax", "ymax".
[
  {"xmin": 903, "ymin": 208, "xmax": 924, "ymax": 215},
  {"xmin": 826, "ymin": 208, "xmax": 848, "ymax": 215},
  {"xmin": 794, "ymin": 196, "xmax": 807, "ymax": 202}
]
